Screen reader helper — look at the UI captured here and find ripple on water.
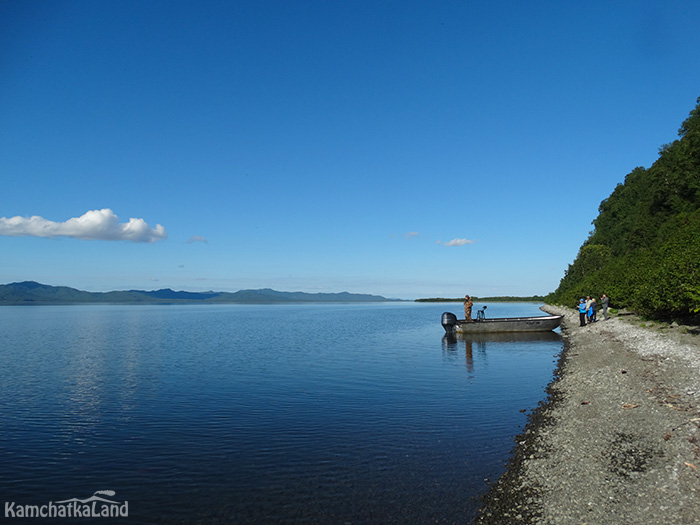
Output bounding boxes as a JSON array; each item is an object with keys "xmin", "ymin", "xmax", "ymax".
[{"xmin": 0, "ymin": 303, "xmax": 561, "ymax": 522}]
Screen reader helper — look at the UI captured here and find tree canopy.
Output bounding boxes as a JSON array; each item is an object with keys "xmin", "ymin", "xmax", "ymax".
[{"xmin": 547, "ymin": 97, "xmax": 700, "ymax": 318}]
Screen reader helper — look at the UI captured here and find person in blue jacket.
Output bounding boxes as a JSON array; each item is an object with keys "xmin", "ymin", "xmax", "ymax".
[
  {"xmin": 589, "ymin": 297, "xmax": 597, "ymax": 322},
  {"xmin": 578, "ymin": 298, "xmax": 587, "ymax": 326}
]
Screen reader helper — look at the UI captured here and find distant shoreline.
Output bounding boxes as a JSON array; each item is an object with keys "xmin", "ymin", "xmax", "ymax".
[
  {"xmin": 0, "ymin": 281, "xmax": 404, "ymax": 305},
  {"xmin": 0, "ymin": 281, "xmax": 550, "ymax": 305},
  {"xmin": 0, "ymin": 281, "xmax": 552, "ymax": 306},
  {"xmin": 415, "ymin": 296, "xmax": 547, "ymax": 303}
]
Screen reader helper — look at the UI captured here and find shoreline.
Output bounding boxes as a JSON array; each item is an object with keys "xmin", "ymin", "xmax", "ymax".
[{"xmin": 475, "ymin": 305, "xmax": 700, "ymax": 524}]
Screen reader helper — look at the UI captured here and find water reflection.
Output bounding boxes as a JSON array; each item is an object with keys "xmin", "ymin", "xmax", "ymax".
[{"xmin": 442, "ymin": 331, "xmax": 562, "ymax": 372}]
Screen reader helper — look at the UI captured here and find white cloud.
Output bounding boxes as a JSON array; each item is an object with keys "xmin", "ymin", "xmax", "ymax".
[
  {"xmin": 0, "ymin": 209, "xmax": 167, "ymax": 243},
  {"xmin": 186, "ymin": 235, "xmax": 208, "ymax": 244},
  {"xmin": 405, "ymin": 232, "xmax": 419, "ymax": 239},
  {"xmin": 441, "ymin": 238, "xmax": 475, "ymax": 246}
]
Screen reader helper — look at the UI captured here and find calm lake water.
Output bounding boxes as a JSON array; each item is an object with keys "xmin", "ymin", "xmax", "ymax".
[{"xmin": 0, "ymin": 302, "xmax": 562, "ymax": 524}]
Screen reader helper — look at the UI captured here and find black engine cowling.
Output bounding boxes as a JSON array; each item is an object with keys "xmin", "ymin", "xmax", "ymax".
[{"xmin": 441, "ymin": 312, "xmax": 458, "ymax": 331}]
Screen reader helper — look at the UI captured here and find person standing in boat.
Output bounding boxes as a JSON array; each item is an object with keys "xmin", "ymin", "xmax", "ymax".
[{"xmin": 464, "ymin": 295, "xmax": 473, "ymax": 322}]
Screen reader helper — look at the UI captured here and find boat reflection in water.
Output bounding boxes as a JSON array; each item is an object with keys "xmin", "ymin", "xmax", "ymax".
[{"xmin": 442, "ymin": 331, "xmax": 563, "ymax": 373}]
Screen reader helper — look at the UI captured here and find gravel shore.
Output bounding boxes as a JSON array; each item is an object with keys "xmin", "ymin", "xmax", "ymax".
[{"xmin": 475, "ymin": 305, "xmax": 700, "ymax": 524}]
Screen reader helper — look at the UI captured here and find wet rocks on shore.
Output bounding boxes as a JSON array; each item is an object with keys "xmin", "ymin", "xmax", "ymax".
[{"xmin": 476, "ymin": 305, "xmax": 700, "ymax": 524}]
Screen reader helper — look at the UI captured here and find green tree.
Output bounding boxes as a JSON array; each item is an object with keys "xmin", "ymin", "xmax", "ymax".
[{"xmin": 549, "ymin": 97, "xmax": 700, "ymax": 319}]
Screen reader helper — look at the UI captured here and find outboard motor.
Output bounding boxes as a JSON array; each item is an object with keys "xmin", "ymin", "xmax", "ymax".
[{"xmin": 441, "ymin": 312, "xmax": 458, "ymax": 333}]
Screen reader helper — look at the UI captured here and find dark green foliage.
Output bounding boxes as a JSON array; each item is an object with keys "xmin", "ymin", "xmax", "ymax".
[{"xmin": 548, "ymin": 97, "xmax": 700, "ymax": 318}]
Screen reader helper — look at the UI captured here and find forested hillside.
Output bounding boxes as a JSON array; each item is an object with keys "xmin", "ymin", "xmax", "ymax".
[{"xmin": 548, "ymin": 97, "xmax": 700, "ymax": 318}]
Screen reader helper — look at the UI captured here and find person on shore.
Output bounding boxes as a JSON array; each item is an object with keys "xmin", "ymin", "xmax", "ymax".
[
  {"xmin": 464, "ymin": 295, "xmax": 473, "ymax": 322},
  {"xmin": 585, "ymin": 296, "xmax": 593, "ymax": 324},
  {"xmin": 601, "ymin": 294, "xmax": 609, "ymax": 320},
  {"xmin": 578, "ymin": 298, "xmax": 587, "ymax": 326},
  {"xmin": 589, "ymin": 297, "xmax": 597, "ymax": 322}
]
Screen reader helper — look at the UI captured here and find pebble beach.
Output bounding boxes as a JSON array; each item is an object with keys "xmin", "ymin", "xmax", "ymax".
[{"xmin": 476, "ymin": 305, "xmax": 700, "ymax": 524}]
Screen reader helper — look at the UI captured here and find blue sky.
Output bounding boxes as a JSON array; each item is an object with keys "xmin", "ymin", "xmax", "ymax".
[{"xmin": 2, "ymin": 0, "xmax": 699, "ymax": 299}]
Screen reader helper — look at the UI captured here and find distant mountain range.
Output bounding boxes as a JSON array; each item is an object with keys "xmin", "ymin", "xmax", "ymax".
[{"xmin": 0, "ymin": 281, "xmax": 400, "ymax": 305}]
